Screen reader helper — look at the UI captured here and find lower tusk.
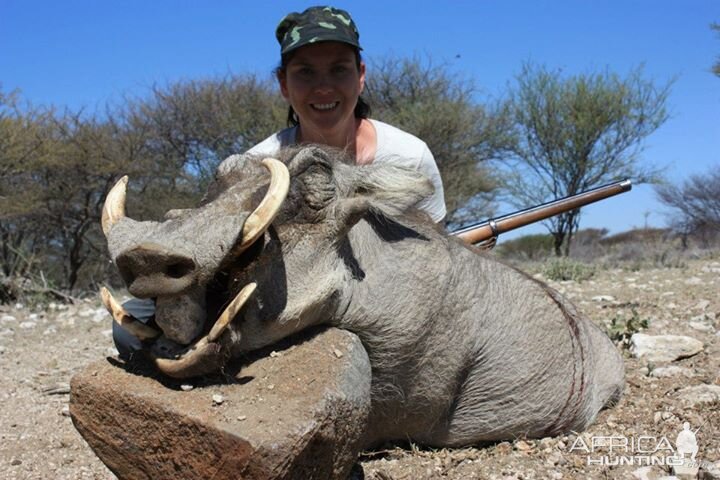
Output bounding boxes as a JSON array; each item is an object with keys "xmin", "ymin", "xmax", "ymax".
[
  {"xmin": 152, "ymin": 282, "xmax": 256, "ymax": 378},
  {"xmin": 208, "ymin": 282, "xmax": 257, "ymax": 342},
  {"xmin": 100, "ymin": 287, "xmax": 160, "ymax": 341}
]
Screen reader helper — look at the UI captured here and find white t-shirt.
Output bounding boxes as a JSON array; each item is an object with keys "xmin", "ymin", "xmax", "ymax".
[{"xmin": 225, "ymin": 119, "xmax": 446, "ymax": 222}]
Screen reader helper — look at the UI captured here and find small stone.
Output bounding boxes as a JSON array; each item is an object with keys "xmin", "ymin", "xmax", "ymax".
[
  {"xmin": 515, "ymin": 440, "xmax": 534, "ymax": 451},
  {"xmin": 495, "ymin": 441, "xmax": 512, "ymax": 455},
  {"xmin": 592, "ymin": 295, "xmax": 615, "ymax": 302},
  {"xmin": 0, "ymin": 314, "xmax": 16, "ymax": 323},
  {"xmin": 212, "ymin": 394, "xmax": 224, "ymax": 405},
  {"xmin": 61, "ymin": 406, "xmax": 70, "ymax": 417},
  {"xmin": 700, "ymin": 460, "xmax": 720, "ymax": 479},
  {"xmin": 694, "ymin": 299, "xmax": 711, "ymax": 311},
  {"xmin": 650, "ymin": 366, "xmax": 695, "ymax": 378},
  {"xmin": 269, "ymin": 351, "xmax": 281, "ymax": 358},
  {"xmin": 180, "ymin": 384, "xmax": 194, "ymax": 391},
  {"xmin": 333, "ymin": 348, "xmax": 344, "ymax": 358},
  {"xmin": 689, "ymin": 321, "xmax": 714, "ymax": 333},
  {"xmin": 11, "ymin": 459, "xmax": 21, "ymax": 466},
  {"xmin": 237, "ymin": 415, "xmax": 247, "ymax": 421},
  {"xmin": 19, "ymin": 321, "xmax": 37, "ymax": 329},
  {"xmin": 267, "ymin": 384, "xmax": 275, "ymax": 390}
]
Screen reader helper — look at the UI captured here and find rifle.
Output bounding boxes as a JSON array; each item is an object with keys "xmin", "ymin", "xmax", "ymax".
[{"xmin": 452, "ymin": 179, "xmax": 632, "ymax": 247}]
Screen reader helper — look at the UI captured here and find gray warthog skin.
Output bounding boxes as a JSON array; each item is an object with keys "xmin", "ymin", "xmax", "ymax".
[{"xmin": 105, "ymin": 146, "xmax": 624, "ymax": 448}]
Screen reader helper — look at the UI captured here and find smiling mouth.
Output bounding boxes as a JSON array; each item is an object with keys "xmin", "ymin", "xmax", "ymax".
[{"xmin": 311, "ymin": 102, "xmax": 339, "ymax": 111}]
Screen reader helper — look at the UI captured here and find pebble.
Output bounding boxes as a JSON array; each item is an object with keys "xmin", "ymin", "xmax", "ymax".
[
  {"xmin": 694, "ymin": 299, "xmax": 711, "ymax": 311},
  {"xmin": 333, "ymin": 348, "xmax": 343, "ymax": 358},
  {"xmin": 269, "ymin": 351, "xmax": 281, "ymax": 358},
  {"xmin": 689, "ymin": 321, "xmax": 714, "ymax": 333},
  {"xmin": 237, "ymin": 415, "xmax": 247, "ymax": 421},
  {"xmin": 212, "ymin": 394, "xmax": 224, "ymax": 405},
  {"xmin": 19, "ymin": 321, "xmax": 37, "ymax": 329},
  {"xmin": 61, "ymin": 406, "xmax": 70, "ymax": 417},
  {"xmin": 11, "ymin": 459, "xmax": 21, "ymax": 466},
  {"xmin": 0, "ymin": 346, "xmax": 5, "ymax": 354},
  {"xmin": 514, "ymin": 440, "xmax": 534, "ymax": 451},
  {"xmin": 180, "ymin": 384, "xmax": 194, "ymax": 391},
  {"xmin": 650, "ymin": 366, "xmax": 695, "ymax": 378},
  {"xmin": 0, "ymin": 314, "xmax": 17, "ymax": 323},
  {"xmin": 591, "ymin": 295, "xmax": 615, "ymax": 302}
]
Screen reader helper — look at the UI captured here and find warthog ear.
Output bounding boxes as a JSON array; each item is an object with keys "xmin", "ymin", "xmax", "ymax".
[{"xmin": 333, "ymin": 163, "xmax": 434, "ymax": 233}]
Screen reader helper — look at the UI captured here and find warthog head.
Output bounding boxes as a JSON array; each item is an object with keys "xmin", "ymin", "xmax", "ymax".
[{"xmin": 101, "ymin": 146, "xmax": 432, "ymax": 378}]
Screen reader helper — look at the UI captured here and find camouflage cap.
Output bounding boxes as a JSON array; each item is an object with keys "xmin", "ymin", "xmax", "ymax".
[{"xmin": 275, "ymin": 6, "xmax": 361, "ymax": 55}]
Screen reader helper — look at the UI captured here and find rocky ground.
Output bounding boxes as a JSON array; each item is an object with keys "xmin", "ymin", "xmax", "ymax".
[{"xmin": 1, "ymin": 257, "xmax": 719, "ymax": 480}]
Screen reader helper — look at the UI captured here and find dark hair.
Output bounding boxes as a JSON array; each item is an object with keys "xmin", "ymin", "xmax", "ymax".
[{"xmin": 276, "ymin": 47, "xmax": 371, "ymax": 127}]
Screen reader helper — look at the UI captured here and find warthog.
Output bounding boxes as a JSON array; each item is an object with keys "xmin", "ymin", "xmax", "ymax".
[{"xmin": 101, "ymin": 146, "xmax": 624, "ymax": 447}]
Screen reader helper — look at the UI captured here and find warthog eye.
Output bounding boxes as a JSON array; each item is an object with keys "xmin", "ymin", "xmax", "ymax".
[{"xmin": 166, "ymin": 260, "xmax": 195, "ymax": 279}]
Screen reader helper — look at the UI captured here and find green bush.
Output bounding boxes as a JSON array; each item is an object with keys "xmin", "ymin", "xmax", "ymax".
[
  {"xmin": 606, "ymin": 308, "xmax": 649, "ymax": 347},
  {"xmin": 542, "ymin": 258, "xmax": 596, "ymax": 281},
  {"xmin": 496, "ymin": 233, "xmax": 554, "ymax": 261}
]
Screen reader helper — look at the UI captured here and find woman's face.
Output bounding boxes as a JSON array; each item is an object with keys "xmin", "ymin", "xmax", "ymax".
[{"xmin": 278, "ymin": 42, "xmax": 365, "ymax": 138}]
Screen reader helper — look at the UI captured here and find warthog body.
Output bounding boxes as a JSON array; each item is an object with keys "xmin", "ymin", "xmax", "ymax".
[{"xmin": 103, "ymin": 146, "xmax": 624, "ymax": 447}]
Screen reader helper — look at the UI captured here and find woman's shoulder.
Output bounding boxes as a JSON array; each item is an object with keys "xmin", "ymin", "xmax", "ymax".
[
  {"xmin": 371, "ymin": 119, "xmax": 426, "ymax": 146},
  {"xmin": 247, "ymin": 126, "xmax": 298, "ymax": 155},
  {"xmin": 371, "ymin": 119, "xmax": 430, "ymax": 160}
]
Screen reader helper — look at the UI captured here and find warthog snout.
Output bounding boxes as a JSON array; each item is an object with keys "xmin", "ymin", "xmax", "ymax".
[{"xmin": 115, "ymin": 243, "xmax": 197, "ymax": 298}]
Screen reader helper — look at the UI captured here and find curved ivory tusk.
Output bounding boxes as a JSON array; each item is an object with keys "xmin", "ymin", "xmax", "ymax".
[
  {"xmin": 208, "ymin": 282, "xmax": 256, "ymax": 342},
  {"xmin": 101, "ymin": 176, "xmax": 129, "ymax": 236},
  {"xmin": 100, "ymin": 286, "xmax": 160, "ymax": 341},
  {"xmin": 238, "ymin": 158, "xmax": 290, "ymax": 252},
  {"xmin": 154, "ymin": 281, "xmax": 257, "ymax": 378}
]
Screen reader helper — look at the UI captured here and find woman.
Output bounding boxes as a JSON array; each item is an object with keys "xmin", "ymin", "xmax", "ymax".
[{"xmin": 222, "ymin": 5, "xmax": 447, "ymax": 222}]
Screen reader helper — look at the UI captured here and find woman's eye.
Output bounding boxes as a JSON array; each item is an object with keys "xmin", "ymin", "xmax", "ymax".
[{"xmin": 294, "ymin": 67, "xmax": 313, "ymax": 77}]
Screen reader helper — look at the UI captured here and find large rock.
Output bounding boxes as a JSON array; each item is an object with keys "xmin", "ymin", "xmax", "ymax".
[
  {"xmin": 630, "ymin": 334, "xmax": 704, "ymax": 363},
  {"xmin": 70, "ymin": 327, "xmax": 371, "ymax": 480}
]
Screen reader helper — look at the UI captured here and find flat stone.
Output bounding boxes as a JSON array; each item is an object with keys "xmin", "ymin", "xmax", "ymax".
[
  {"xmin": 630, "ymin": 334, "xmax": 704, "ymax": 363},
  {"xmin": 649, "ymin": 366, "xmax": 695, "ymax": 378},
  {"xmin": 677, "ymin": 384, "xmax": 720, "ymax": 408},
  {"xmin": 70, "ymin": 327, "xmax": 371, "ymax": 480}
]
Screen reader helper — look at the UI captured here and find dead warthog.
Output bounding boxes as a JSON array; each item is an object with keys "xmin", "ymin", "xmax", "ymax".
[{"xmin": 101, "ymin": 146, "xmax": 624, "ymax": 447}]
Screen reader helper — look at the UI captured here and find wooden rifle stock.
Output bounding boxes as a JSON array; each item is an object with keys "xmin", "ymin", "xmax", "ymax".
[{"xmin": 452, "ymin": 179, "xmax": 632, "ymax": 245}]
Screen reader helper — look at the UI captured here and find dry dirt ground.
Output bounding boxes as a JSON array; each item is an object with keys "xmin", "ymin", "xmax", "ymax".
[{"xmin": 1, "ymin": 257, "xmax": 719, "ymax": 480}]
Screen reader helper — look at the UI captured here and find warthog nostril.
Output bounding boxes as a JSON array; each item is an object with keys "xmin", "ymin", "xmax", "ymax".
[
  {"xmin": 115, "ymin": 244, "xmax": 197, "ymax": 297},
  {"xmin": 166, "ymin": 261, "xmax": 195, "ymax": 279}
]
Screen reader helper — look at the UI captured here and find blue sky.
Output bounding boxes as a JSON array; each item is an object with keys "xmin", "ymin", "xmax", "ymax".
[{"xmin": 2, "ymin": 1, "xmax": 719, "ymax": 237}]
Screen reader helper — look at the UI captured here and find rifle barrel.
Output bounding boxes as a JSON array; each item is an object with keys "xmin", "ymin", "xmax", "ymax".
[{"xmin": 453, "ymin": 179, "xmax": 632, "ymax": 245}]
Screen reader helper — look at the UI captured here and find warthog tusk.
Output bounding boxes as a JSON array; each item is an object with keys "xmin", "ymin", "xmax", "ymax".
[
  {"xmin": 153, "ymin": 282, "xmax": 257, "ymax": 378},
  {"xmin": 101, "ymin": 176, "xmax": 128, "ymax": 236},
  {"xmin": 208, "ymin": 282, "xmax": 256, "ymax": 342},
  {"xmin": 100, "ymin": 287, "xmax": 160, "ymax": 341},
  {"xmin": 237, "ymin": 158, "xmax": 290, "ymax": 253}
]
